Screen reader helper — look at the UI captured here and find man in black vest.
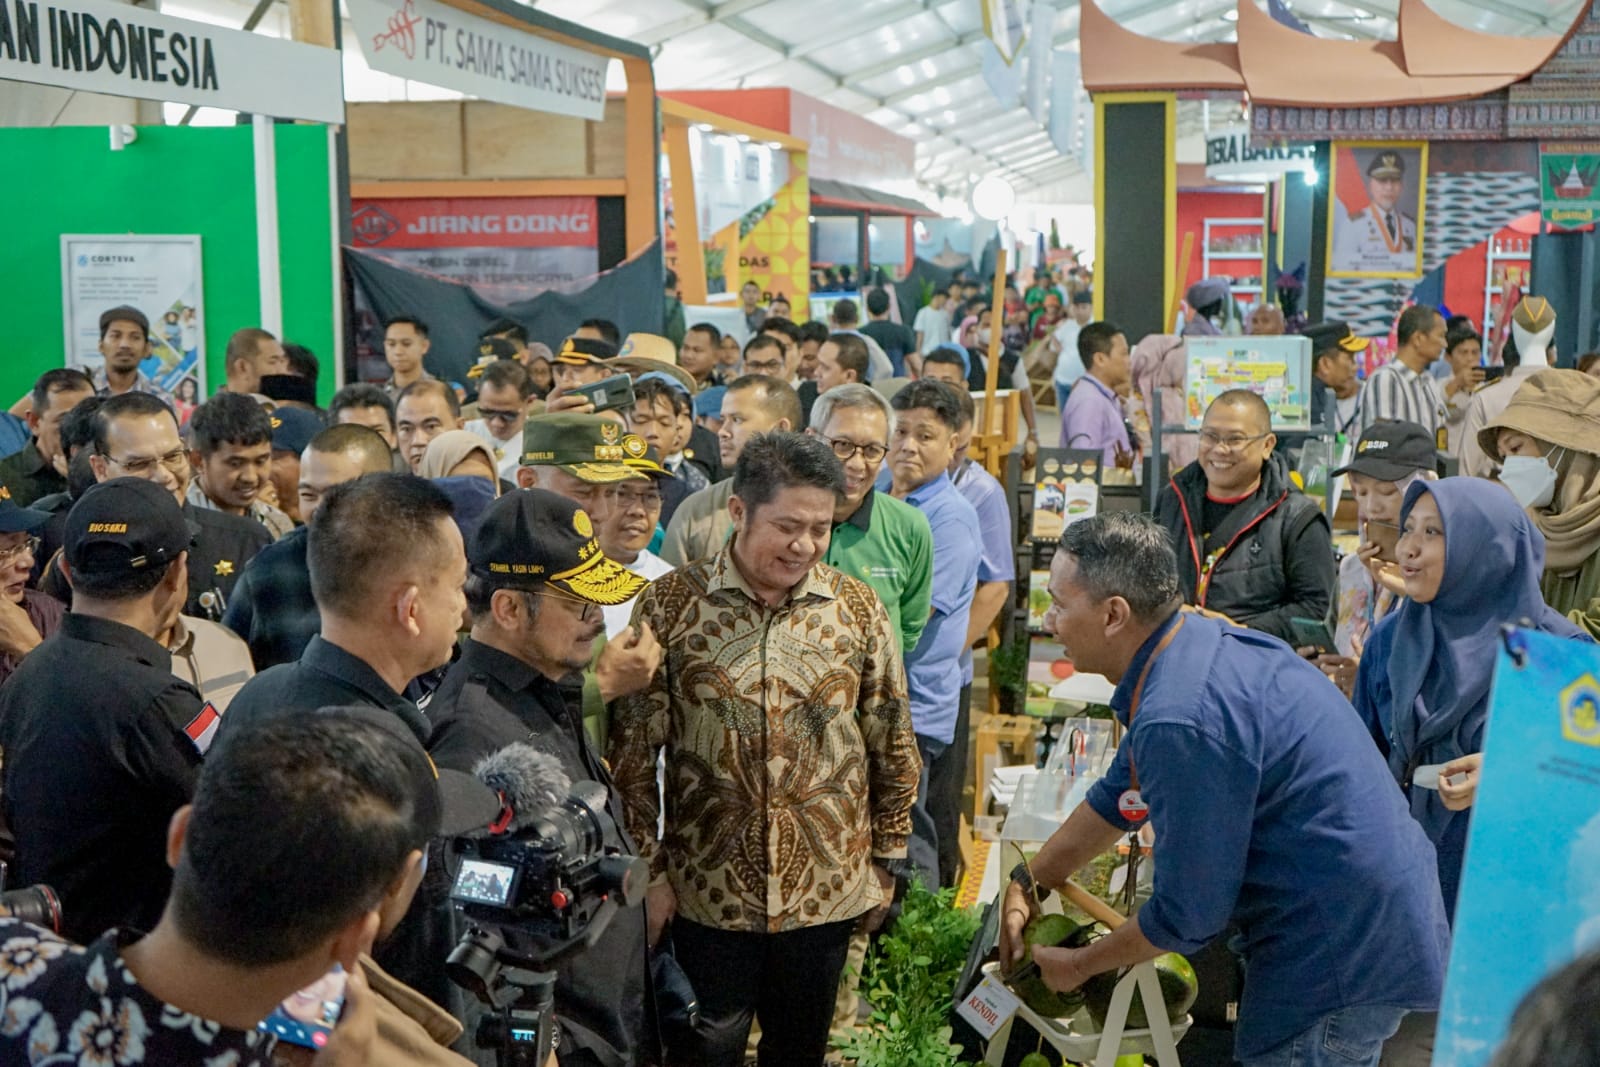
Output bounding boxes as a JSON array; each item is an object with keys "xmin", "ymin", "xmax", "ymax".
[
  {"xmin": 1153, "ymin": 389, "xmax": 1335, "ymax": 643},
  {"xmin": 428, "ymin": 489, "xmax": 656, "ymax": 1067}
]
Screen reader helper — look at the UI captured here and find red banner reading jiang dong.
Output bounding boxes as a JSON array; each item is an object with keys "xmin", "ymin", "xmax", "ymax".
[{"xmin": 350, "ymin": 196, "xmax": 599, "ymax": 250}]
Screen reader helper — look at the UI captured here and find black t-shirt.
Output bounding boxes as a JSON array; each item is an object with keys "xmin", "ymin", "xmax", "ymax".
[
  {"xmin": 862, "ymin": 320, "xmax": 918, "ymax": 371},
  {"xmin": 0, "ymin": 614, "xmax": 204, "ymax": 944},
  {"xmin": 0, "ymin": 920, "xmax": 277, "ymax": 1065},
  {"xmin": 1201, "ymin": 493, "xmax": 1243, "ymax": 553}
]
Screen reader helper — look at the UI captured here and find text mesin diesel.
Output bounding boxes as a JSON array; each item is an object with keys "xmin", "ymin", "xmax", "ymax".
[{"xmin": 0, "ymin": 1, "xmax": 219, "ymax": 90}]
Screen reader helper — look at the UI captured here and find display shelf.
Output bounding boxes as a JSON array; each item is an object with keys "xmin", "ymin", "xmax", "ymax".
[
  {"xmin": 1202, "ymin": 217, "xmax": 1266, "ymax": 318},
  {"xmin": 1483, "ymin": 236, "xmax": 1532, "ymax": 337}
]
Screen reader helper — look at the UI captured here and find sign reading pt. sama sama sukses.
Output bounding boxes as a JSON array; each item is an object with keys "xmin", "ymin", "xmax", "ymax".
[
  {"xmin": 347, "ymin": 0, "xmax": 609, "ymax": 122},
  {"xmin": 0, "ymin": 0, "xmax": 344, "ymax": 123}
]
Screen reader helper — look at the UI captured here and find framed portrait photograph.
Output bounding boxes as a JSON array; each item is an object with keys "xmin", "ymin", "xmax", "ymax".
[{"xmin": 1326, "ymin": 141, "xmax": 1428, "ymax": 279}]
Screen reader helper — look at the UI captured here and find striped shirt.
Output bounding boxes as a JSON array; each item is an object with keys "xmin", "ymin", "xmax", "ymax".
[{"xmin": 1357, "ymin": 359, "xmax": 1446, "ymax": 439}]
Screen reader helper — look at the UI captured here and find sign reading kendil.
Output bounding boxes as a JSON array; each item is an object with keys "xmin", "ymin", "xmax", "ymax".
[
  {"xmin": 347, "ymin": 0, "xmax": 609, "ymax": 121},
  {"xmin": 1205, "ymin": 125, "xmax": 1316, "ymax": 183},
  {"xmin": 0, "ymin": 0, "xmax": 343, "ymax": 123}
]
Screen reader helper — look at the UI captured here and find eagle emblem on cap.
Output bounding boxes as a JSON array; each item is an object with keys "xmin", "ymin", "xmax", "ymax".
[
  {"xmin": 573, "ymin": 510, "xmax": 593, "ymax": 538},
  {"xmin": 600, "ymin": 422, "xmax": 621, "ymax": 445},
  {"xmin": 559, "ymin": 339, "xmax": 578, "ymax": 358}
]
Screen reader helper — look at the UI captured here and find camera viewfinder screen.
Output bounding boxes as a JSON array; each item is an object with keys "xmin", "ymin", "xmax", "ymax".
[{"xmin": 454, "ymin": 858, "xmax": 517, "ymax": 905}]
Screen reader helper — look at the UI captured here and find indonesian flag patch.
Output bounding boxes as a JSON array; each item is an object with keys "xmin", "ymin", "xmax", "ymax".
[{"xmin": 185, "ymin": 702, "xmax": 222, "ymax": 754}]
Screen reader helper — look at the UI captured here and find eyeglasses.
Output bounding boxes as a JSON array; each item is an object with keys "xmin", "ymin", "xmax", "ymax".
[
  {"xmin": 744, "ymin": 359, "xmax": 786, "ymax": 376},
  {"xmin": 614, "ymin": 487, "xmax": 663, "ymax": 511},
  {"xmin": 531, "ymin": 588, "xmax": 600, "ymax": 621},
  {"xmin": 100, "ymin": 446, "xmax": 190, "ymax": 478},
  {"xmin": 0, "ymin": 537, "xmax": 40, "ymax": 566},
  {"xmin": 819, "ymin": 434, "xmax": 889, "ymax": 464},
  {"xmin": 477, "ymin": 408, "xmax": 524, "ymax": 425},
  {"xmin": 1197, "ymin": 430, "xmax": 1271, "ymax": 452}
]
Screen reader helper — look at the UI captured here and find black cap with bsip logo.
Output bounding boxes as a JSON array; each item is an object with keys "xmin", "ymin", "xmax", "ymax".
[
  {"xmin": 65, "ymin": 477, "xmax": 196, "ymax": 576},
  {"xmin": 469, "ymin": 488, "xmax": 646, "ymax": 605},
  {"xmin": 1331, "ymin": 422, "xmax": 1440, "ymax": 482}
]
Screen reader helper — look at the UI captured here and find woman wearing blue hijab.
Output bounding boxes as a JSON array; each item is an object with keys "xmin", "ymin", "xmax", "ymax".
[{"xmin": 1355, "ymin": 477, "xmax": 1589, "ymax": 921}]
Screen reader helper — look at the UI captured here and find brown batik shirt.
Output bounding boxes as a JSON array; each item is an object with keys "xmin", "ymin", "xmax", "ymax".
[{"xmin": 608, "ymin": 545, "xmax": 920, "ymax": 934}]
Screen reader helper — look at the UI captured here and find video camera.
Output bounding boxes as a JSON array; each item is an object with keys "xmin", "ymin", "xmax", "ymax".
[{"xmin": 444, "ymin": 746, "xmax": 648, "ymax": 1067}]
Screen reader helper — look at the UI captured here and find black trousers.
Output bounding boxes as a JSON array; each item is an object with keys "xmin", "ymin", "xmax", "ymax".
[
  {"xmin": 926, "ymin": 684, "xmax": 973, "ymax": 887},
  {"xmin": 668, "ymin": 917, "xmax": 856, "ymax": 1067}
]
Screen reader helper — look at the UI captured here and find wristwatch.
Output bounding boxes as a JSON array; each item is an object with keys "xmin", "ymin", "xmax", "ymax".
[{"xmin": 1009, "ymin": 861, "xmax": 1052, "ymax": 904}]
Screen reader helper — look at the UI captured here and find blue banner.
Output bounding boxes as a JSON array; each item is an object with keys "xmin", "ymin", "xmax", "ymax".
[{"xmin": 1434, "ymin": 628, "xmax": 1600, "ymax": 1066}]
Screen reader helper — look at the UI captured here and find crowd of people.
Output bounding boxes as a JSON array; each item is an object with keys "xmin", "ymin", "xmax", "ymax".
[{"xmin": 0, "ymin": 269, "xmax": 1593, "ymax": 1067}]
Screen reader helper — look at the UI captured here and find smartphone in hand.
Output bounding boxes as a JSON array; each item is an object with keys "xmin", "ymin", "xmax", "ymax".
[{"xmin": 258, "ymin": 965, "xmax": 347, "ymax": 1050}]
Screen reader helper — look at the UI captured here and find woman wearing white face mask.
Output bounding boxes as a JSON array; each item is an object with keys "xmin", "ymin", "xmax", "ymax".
[{"xmin": 1478, "ymin": 369, "xmax": 1600, "ymax": 615}]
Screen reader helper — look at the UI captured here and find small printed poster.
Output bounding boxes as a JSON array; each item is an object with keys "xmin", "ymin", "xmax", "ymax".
[
  {"xmin": 1031, "ymin": 451, "xmax": 1100, "ymax": 542},
  {"xmin": 61, "ymin": 234, "xmax": 205, "ymax": 399},
  {"xmin": 1539, "ymin": 142, "xmax": 1600, "ymax": 228},
  {"xmin": 1183, "ymin": 336, "xmax": 1313, "ymax": 432}
]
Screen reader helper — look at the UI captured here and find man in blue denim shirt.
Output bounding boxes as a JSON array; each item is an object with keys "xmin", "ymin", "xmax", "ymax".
[
  {"xmin": 885, "ymin": 381, "xmax": 980, "ymax": 882},
  {"xmin": 1002, "ymin": 513, "xmax": 1449, "ymax": 1067}
]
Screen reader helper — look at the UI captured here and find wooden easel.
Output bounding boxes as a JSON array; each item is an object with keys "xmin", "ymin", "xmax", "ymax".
[{"xmin": 972, "ymin": 249, "xmax": 1019, "ymax": 481}]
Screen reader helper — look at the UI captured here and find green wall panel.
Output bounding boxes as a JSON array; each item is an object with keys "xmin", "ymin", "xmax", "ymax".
[{"xmin": 1, "ymin": 124, "xmax": 336, "ymax": 405}]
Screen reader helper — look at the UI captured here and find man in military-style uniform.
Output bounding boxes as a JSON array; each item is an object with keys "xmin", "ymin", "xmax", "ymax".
[
  {"xmin": 1334, "ymin": 150, "xmax": 1419, "ymax": 274},
  {"xmin": 427, "ymin": 489, "xmax": 657, "ymax": 1067}
]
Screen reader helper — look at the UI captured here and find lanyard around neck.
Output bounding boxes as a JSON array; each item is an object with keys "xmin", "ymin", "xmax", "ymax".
[{"xmin": 1125, "ymin": 615, "xmax": 1185, "ymax": 792}]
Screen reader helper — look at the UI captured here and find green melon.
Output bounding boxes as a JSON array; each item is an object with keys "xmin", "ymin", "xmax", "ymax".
[
  {"xmin": 1082, "ymin": 952, "xmax": 1198, "ymax": 1030},
  {"xmin": 1018, "ymin": 1054, "xmax": 1052, "ymax": 1067},
  {"xmin": 1006, "ymin": 914, "xmax": 1087, "ymax": 1018}
]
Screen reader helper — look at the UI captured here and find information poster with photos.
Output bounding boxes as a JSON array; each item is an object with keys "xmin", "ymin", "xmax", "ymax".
[
  {"xmin": 1030, "ymin": 449, "xmax": 1102, "ymax": 543},
  {"xmin": 1183, "ymin": 336, "xmax": 1313, "ymax": 432}
]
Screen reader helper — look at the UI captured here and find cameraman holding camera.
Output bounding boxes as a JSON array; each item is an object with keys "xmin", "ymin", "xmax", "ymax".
[
  {"xmin": 428, "ymin": 489, "xmax": 657, "ymax": 1067},
  {"xmin": 0, "ymin": 708, "xmax": 507, "ymax": 1067}
]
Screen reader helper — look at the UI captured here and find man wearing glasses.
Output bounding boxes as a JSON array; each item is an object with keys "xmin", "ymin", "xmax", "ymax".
[
  {"xmin": 427, "ymin": 488, "xmax": 657, "ymax": 1067},
  {"xmin": 464, "ymin": 359, "xmax": 537, "ymax": 483},
  {"xmin": 0, "ymin": 485, "xmax": 62, "ymax": 685},
  {"xmin": 1153, "ymin": 389, "xmax": 1336, "ymax": 643},
  {"xmin": 48, "ymin": 392, "xmax": 269, "ymax": 622}
]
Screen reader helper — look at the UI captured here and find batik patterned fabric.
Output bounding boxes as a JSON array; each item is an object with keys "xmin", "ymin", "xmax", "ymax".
[
  {"xmin": 0, "ymin": 919, "xmax": 276, "ymax": 1065},
  {"xmin": 608, "ymin": 547, "xmax": 920, "ymax": 934}
]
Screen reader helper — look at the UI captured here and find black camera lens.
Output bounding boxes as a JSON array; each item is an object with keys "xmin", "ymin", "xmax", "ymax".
[{"xmin": 0, "ymin": 886, "xmax": 61, "ymax": 934}]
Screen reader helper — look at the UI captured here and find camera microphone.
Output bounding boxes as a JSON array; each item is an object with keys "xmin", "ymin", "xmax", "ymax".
[{"xmin": 473, "ymin": 743, "xmax": 573, "ymax": 827}]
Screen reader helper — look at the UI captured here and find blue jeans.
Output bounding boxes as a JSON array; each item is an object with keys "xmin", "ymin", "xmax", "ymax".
[
  {"xmin": 1242, "ymin": 1006, "xmax": 1409, "ymax": 1067},
  {"xmin": 1054, "ymin": 381, "xmax": 1072, "ymax": 411}
]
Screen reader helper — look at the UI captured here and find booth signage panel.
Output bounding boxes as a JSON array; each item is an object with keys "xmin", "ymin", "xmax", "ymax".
[
  {"xmin": 0, "ymin": 0, "xmax": 343, "ymax": 124},
  {"xmin": 348, "ymin": 0, "xmax": 608, "ymax": 121},
  {"xmin": 1204, "ymin": 125, "xmax": 1315, "ymax": 183},
  {"xmin": 350, "ymin": 196, "xmax": 600, "ymax": 293},
  {"xmin": 788, "ymin": 93, "xmax": 915, "ymax": 190}
]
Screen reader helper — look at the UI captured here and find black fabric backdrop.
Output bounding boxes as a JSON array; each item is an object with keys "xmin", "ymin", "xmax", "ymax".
[
  {"xmin": 891, "ymin": 256, "xmax": 975, "ymax": 327},
  {"xmin": 344, "ymin": 241, "xmax": 666, "ymax": 386}
]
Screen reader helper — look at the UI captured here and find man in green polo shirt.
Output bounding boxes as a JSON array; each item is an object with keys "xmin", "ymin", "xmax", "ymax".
[{"xmin": 808, "ymin": 383, "xmax": 933, "ymax": 655}]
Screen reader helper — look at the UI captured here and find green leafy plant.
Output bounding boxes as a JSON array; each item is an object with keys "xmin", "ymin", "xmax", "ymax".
[
  {"xmin": 988, "ymin": 636, "xmax": 1030, "ymax": 715},
  {"xmin": 834, "ymin": 882, "xmax": 982, "ymax": 1066}
]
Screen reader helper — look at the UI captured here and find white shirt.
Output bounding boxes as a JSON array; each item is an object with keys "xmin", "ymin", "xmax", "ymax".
[
  {"xmin": 465, "ymin": 418, "xmax": 522, "ymax": 482},
  {"xmin": 913, "ymin": 305, "xmax": 951, "ymax": 350},
  {"xmin": 602, "ymin": 550, "xmax": 675, "ymax": 638},
  {"xmin": 1053, "ymin": 319, "xmax": 1085, "ymax": 387}
]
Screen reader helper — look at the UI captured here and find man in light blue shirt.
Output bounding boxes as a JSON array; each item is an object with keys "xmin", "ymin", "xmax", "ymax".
[
  {"xmin": 1059, "ymin": 320, "xmax": 1133, "ymax": 465},
  {"xmin": 885, "ymin": 381, "xmax": 980, "ymax": 883},
  {"xmin": 945, "ymin": 387, "xmax": 1016, "ymax": 886}
]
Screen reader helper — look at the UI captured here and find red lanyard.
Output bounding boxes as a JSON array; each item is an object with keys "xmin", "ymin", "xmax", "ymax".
[{"xmin": 1125, "ymin": 615, "xmax": 1185, "ymax": 793}]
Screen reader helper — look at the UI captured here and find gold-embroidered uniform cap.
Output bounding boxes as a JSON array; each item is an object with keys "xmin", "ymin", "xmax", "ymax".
[
  {"xmin": 520, "ymin": 413, "xmax": 647, "ymax": 484},
  {"xmin": 469, "ymin": 488, "xmax": 646, "ymax": 605}
]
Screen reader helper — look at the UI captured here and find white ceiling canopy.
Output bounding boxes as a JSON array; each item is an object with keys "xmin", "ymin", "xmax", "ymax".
[{"xmin": 522, "ymin": 0, "xmax": 1582, "ymax": 203}]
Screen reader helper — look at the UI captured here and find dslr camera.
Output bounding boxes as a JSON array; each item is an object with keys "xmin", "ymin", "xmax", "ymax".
[{"xmin": 445, "ymin": 772, "xmax": 647, "ymax": 1067}]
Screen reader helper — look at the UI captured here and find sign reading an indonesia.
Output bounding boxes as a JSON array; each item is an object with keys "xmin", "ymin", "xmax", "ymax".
[
  {"xmin": 348, "ymin": 0, "xmax": 609, "ymax": 121},
  {"xmin": 0, "ymin": 0, "xmax": 344, "ymax": 124}
]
